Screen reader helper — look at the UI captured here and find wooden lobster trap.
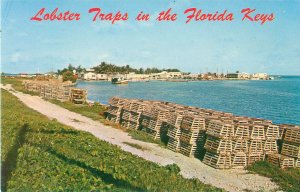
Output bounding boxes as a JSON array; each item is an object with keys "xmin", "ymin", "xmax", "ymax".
[
  {"xmin": 268, "ymin": 154, "xmax": 295, "ymax": 168},
  {"xmin": 179, "ymin": 128, "xmax": 198, "ymax": 144},
  {"xmin": 204, "ymin": 117, "xmax": 219, "ymax": 131},
  {"xmin": 167, "ymin": 137, "xmax": 180, "ymax": 152},
  {"xmin": 139, "ymin": 115, "xmax": 151, "ymax": 129},
  {"xmin": 122, "ymin": 100, "xmax": 133, "ymax": 111},
  {"xmin": 150, "ymin": 106, "xmax": 170, "ymax": 121},
  {"xmin": 130, "ymin": 101, "xmax": 148, "ymax": 113},
  {"xmin": 140, "ymin": 127, "xmax": 160, "ymax": 140},
  {"xmin": 39, "ymin": 85, "xmax": 45, "ymax": 97},
  {"xmin": 142, "ymin": 106, "xmax": 155, "ymax": 119},
  {"xmin": 231, "ymin": 152, "xmax": 247, "ymax": 168},
  {"xmin": 249, "ymin": 124, "xmax": 265, "ymax": 140},
  {"xmin": 148, "ymin": 119, "xmax": 163, "ymax": 131},
  {"xmin": 281, "ymin": 142, "xmax": 300, "ymax": 159},
  {"xmin": 248, "ymin": 140, "xmax": 264, "ymax": 154},
  {"xmin": 31, "ymin": 82, "xmax": 39, "ymax": 92},
  {"xmin": 128, "ymin": 121, "xmax": 139, "ymax": 130},
  {"xmin": 178, "ymin": 140, "xmax": 202, "ymax": 157},
  {"xmin": 284, "ymin": 126, "xmax": 300, "ymax": 144},
  {"xmin": 57, "ymin": 85, "xmax": 72, "ymax": 101},
  {"xmin": 263, "ymin": 140, "xmax": 278, "ymax": 154},
  {"xmin": 167, "ymin": 125, "xmax": 181, "ymax": 139},
  {"xmin": 130, "ymin": 111, "xmax": 141, "ymax": 124},
  {"xmin": 71, "ymin": 88, "xmax": 87, "ymax": 104},
  {"xmin": 204, "ymin": 136, "xmax": 232, "ymax": 154},
  {"xmin": 108, "ymin": 97, "xmax": 121, "ymax": 106},
  {"xmin": 202, "ymin": 151, "xmax": 231, "ymax": 169},
  {"xmin": 248, "ymin": 153, "xmax": 265, "ymax": 165},
  {"xmin": 44, "ymin": 84, "xmax": 52, "ymax": 99},
  {"xmin": 206, "ymin": 120, "xmax": 234, "ymax": 139},
  {"xmin": 264, "ymin": 124, "xmax": 280, "ymax": 140},
  {"xmin": 51, "ymin": 85, "xmax": 59, "ymax": 99},
  {"xmin": 166, "ymin": 111, "xmax": 185, "ymax": 128},
  {"xmin": 121, "ymin": 109, "xmax": 131, "ymax": 121},
  {"xmin": 233, "ymin": 116, "xmax": 250, "ymax": 125},
  {"xmin": 108, "ymin": 97, "xmax": 129, "ymax": 107},
  {"xmin": 280, "ymin": 155, "xmax": 295, "ymax": 168},
  {"xmin": 267, "ymin": 153, "xmax": 280, "ymax": 167},
  {"xmin": 120, "ymin": 119, "xmax": 130, "ymax": 128},
  {"xmin": 232, "ymin": 139, "xmax": 249, "ymax": 153},
  {"xmin": 106, "ymin": 113, "xmax": 120, "ymax": 124},
  {"xmin": 180, "ymin": 115, "xmax": 206, "ymax": 131},
  {"xmin": 234, "ymin": 124, "xmax": 250, "ymax": 139},
  {"xmin": 107, "ymin": 106, "xmax": 122, "ymax": 116},
  {"xmin": 250, "ymin": 118, "xmax": 272, "ymax": 125}
]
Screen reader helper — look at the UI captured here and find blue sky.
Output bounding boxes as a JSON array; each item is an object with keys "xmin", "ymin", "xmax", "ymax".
[{"xmin": 1, "ymin": 0, "xmax": 300, "ymax": 75}]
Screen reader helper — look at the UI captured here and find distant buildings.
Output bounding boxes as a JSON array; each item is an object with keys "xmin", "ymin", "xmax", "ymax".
[
  {"xmin": 226, "ymin": 72, "xmax": 269, "ymax": 80},
  {"xmin": 80, "ymin": 69, "xmax": 271, "ymax": 82},
  {"xmin": 251, "ymin": 73, "xmax": 269, "ymax": 80},
  {"xmin": 227, "ymin": 72, "xmax": 250, "ymax": 79},
  {"xmin": 82, "ymin": 71, "xmax": 184, "ymax": 81}
]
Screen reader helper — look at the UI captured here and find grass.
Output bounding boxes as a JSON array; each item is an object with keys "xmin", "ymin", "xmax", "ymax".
[
  {"xmin": 247, "ymin": 161, "xmax": 300, "ymax": 192},
  {"xmin": 122, "ymin": 142, "xmax": 146, "ymax": 150},
  {"xmin": 1, "ymin": 89, "xmax": 221, "ymax": 191},
  {"xmin": 1, "ymin": 77, "xmax": 38, "ymax": 95},
  {"xmin": 127, "ymin": 129, "xmax": 168, "ymax": 147}
]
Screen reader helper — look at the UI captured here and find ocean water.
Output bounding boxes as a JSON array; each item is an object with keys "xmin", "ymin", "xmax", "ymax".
[{"xmin": 76, "ymin": 76, "xmax": 300, "ymax": 125}]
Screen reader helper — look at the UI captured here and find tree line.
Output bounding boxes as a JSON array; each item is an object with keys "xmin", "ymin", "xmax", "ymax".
[{"xmin": 57, "ymin": 62, "xmax": 181, "ymax": 75}]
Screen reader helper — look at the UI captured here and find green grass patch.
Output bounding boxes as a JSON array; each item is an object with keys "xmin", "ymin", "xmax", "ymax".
[
  {"xmin": 1, "ymin": 77, "xmax": 38, "ymax": 95},
  {"xmin": 247, "ymin": 161, "xmax": 300, "ymax": 192},
  {"xmin": 122, "ymin": 142, "xmax": 146, "ymax": 150},
  {"xmin": 127, "ymin": 129, "xmax": 167, "ymax": 147},
  {"xmin": 1, "ymin": 89, "xmax": 221, "ymax": 191}
]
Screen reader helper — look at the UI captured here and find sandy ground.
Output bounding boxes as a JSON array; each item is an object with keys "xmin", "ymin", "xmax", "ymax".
[{"xmin": 1, "ymin": 84, "xmax": 279, "ymax": 192}]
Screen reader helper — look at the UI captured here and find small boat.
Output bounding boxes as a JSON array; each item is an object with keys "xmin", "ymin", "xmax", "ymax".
[{"xmin": 111, "ymin": 77, "xmax": 129, "ymax": 84}]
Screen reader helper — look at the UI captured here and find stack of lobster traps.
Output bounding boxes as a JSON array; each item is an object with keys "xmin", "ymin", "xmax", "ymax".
[
  {"xmin": 23, "ymin": 79, "xmax": 85, "ymax": 103},
  {"xmin": 166, "ymin": 110, "xmax": 185, "ymax": 152},
  {"xmin": 139, "ymin": 104, "xmax": 171, "ymax": 140},
  {"xmin": 70, "ymin": 89, "xmax": 87, "ymax": 104},
  {"xmin": 119, "ymin": 100, "xmax": 149, "ymax": 129},
  {"xmin": 202, "ymin": 115, "xmax": 280, "ymax": 169},
  {"xmin": 177, "ymin": 114, "xmax": 206, "ymax": 158},
  {"xmin": 203, "ymin": 119, "xmax": 235, "ymax": 169},
  {"xmin": 57, "ymin": 84, "xmax": 73, "ymax": 101},
  {"xmin": 105, "ymin": 97, "xmax": 299, "ymax": 170},
  {"xmin": 268, "ymin": 125, "xmax": 300, "ymax": 168},
  {"xmin": 106, "ymin": 97, "xmax": 129, "ymax": 124}
]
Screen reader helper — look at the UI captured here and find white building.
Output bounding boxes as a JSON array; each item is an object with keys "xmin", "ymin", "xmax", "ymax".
[
  {"xmin": 238, "ymin": 72, "xmax": 250, "ymax": 79},
  {"xmin": 84, "ymin": 72, "xmax": 97, "ymax": 80},
  {"xmin": 126, "ymin": 73, "xmax": 150, "ymax": 80},
  {"xmin": 184, "ymin": 73, "xmax": 199, "ymax": 79},
  {"xmin": 251, "ymin": 73, "xmax": 268, "ymax": 80},
  {"xmin": 151, "ymin": 71, "xmax": 182, "ymax": 79},
  {"xmin": 96, "ymin": 74, "xmax": 108, "ymax": 80}
]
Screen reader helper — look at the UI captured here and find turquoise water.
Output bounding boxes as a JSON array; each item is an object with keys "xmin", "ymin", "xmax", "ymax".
[{"xmin": 76, "ymin": 76, "xmax": 300, "ymax": 125}]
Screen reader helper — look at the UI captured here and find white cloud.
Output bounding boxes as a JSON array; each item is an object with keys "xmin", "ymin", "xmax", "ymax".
[{"xmin": 10, "ymin": 52, "xmax": 21, "ymax": 63}]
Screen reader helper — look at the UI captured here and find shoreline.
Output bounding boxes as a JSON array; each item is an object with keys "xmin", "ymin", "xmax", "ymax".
[{"xmin": 75, "ymin": 77, "xmax": 300, "ymax": 126}]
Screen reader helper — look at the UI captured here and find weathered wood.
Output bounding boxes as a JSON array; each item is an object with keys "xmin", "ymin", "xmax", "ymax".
[{"xmin": 203, "ymin": 151, "xmax": 231, "ymax": 169}]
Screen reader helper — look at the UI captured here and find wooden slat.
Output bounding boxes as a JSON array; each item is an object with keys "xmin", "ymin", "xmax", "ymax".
[{"xmin": 281, "ymin": 142, "xmax": 300, "ymax": 158}]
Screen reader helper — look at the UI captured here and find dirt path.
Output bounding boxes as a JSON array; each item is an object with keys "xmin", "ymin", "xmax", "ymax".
[{"xmin": 2, "ymin": 84, "xmax": 278, "ymax": 192}]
